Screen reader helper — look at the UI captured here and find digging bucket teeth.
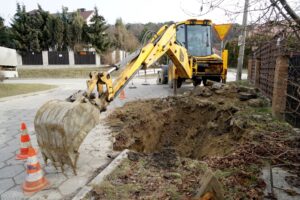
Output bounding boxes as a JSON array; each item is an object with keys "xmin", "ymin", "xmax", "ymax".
[{"xmin": 34, "ymin": 99, "xmax": 100, "ymax": 174}]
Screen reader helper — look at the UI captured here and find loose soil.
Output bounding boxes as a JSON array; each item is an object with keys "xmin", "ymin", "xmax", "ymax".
[
  {"xmin": 92, "ymin": 150, "xmax": 217, "ymax": 200},
  {"xmin": 104, "ymin": 83, "xmax": 300, "ymax": 199}
]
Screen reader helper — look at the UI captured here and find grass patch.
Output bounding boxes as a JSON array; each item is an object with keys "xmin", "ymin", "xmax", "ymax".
[
  {"xmin": 0, "ymin": 83, "xmax": 56, "ymax": 98},
  {"xmin": 18, "ymin": 67, "xmax": 111, "ymax": 78}
]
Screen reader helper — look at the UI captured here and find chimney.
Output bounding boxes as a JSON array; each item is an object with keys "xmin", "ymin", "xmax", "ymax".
[{"xmin": 78, "ymin": 8, "xmax": 86, "ymax": 12}]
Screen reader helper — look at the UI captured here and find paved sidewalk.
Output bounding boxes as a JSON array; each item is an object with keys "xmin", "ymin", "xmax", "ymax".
[
  {"xmin": 0, "ymin": 78, "xmax": 174, "ymax": 199},
  {"xmin": 0, "ymin": 82, "xmax": 114, "ymax": 199}
]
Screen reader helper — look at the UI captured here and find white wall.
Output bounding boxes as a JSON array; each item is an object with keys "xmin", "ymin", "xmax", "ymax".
[{"xmin": 0, "ymin": 46, "xmax": 18, "ymax": 67}]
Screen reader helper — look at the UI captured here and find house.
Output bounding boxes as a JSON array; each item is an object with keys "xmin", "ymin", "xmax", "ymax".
[{"xmin": 77, "ymin": 8, "xmax": 94, "ymax": 25}]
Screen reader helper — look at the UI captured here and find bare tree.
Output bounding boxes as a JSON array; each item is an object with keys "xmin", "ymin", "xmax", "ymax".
[{"xmin": 180, "ymin": 0, "xmax": 300, "ymax": 38}]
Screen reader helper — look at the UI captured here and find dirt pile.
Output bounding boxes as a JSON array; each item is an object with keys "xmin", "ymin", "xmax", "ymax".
[
  {"xmin": 108, "ymin": 83, "xmax": 256, "ymax": 159},
  {"xmin": 107, "ymin": 82, "xmax": 300, "ymax": 199}
]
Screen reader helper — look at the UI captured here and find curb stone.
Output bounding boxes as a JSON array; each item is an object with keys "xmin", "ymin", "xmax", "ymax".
[{"xmin": 72, "ymin": 149, "xmax": 129, "ymax": 200}]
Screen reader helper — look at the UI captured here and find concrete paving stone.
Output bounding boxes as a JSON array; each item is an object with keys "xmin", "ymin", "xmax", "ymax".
[
  {"xmin": 4, "ymin": 122, "xmax": 19, "ymax": 129},
  {"xmin": 13, "ymin": 171, "xmax": 26, "ymax": 185},
  {"xmin": 58, "ymin": 176, "xmax": 89, "ymax": 196},
  {"xmin": 75, "ymin": 163, "xmax": 93, "ymax": 177},
  {"xmin": 0, "ymin": 151, "xmax": 14, "ymax": 162},
  {"xmin": 0, "ymin": 135, "xmax": 14, "ymax": 145},
  {"xmin": 77, "ymin": 151, "xmax": 94, "ymax": 167},
  {"xmin": 44, "ymin": 165, "xmax": 62, "ymax": 174},
  {"xmin": 6, "ymin": 139, "xmax": 19, "ymax": 147},
  {"xmin": 0, "ymin": 143, "xmax": 8, "ymax": 149},
  {"xmin": 0, "ymin": 162, "xmax": 5, "ymax": 169},
  {"xmin": 0, "ymin": 165, "xmax": 24, "ymax": 179},
  {"xmin": 0, "ymin": 128, "xmax": 6, "ymax": 134},
  {"xmin": 0, "ymin": 178, "xmax": 15, "ymax": 194},
  {"xmin": 5, "ymin": 157, "xmax": 25, "ymax": 166},
  {"xmin": 61, "ymin": 166, "xmax": 77, "ymax": 177},
  {"xmin": 0, "ymin": 185, "xmax": 26, "ymax": 200},
  {"xmin": 87, "ymin": 157, "xmax": 110, "ymax": 169},
  {"xmin": 2, "ymin": 143, "xmax": 19, "ymax": 153},
  {"xmin": 90, "ymin": 149, "xmax": 105, "ymax": 158},
  {"xmin": 30, "ymin": 189, "xmax": 62, "ymax": 200},
  {"xmin": 45, "ymin": 173, "xmax": 67, "ymax": 189}
]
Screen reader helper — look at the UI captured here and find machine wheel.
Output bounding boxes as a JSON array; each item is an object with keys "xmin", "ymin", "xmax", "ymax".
[
  {"xmin": 169, "ymin": 78, "xmax": 182, "ymax": 88},
  {"xmin": 162, "ymin": 65, "xmax": 168, "ymax": 84},
  {"xmin": 156, "ymin": 71, "xmax": 162, "ymax": 84},
  {"xmin": 193, "ymin": 79, "xmax": 202, "ymax": 87},
  {"xmin": 169, "ymin": 79, "xmax": 173, "ymax": 88},
  {"xmin": 177, "ymin": 78, "xmax": 183, "ymax": 88},
  {"xmin": 203, "ymin": 78, "xmax": 208, "ymax": 86},
  {"xmin": 213, "ymin": 76, "xmax": 221, "ymax": 82}
]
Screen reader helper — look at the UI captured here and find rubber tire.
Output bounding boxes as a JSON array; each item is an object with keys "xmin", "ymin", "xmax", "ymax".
[
  {"xmin": 162, "ymin": 66, "xmax": 168, "ymax": 84},
  {"xmin": 203, "ymin": 78, "xmax": 208, "ymax": 86},
  {"xmin": 177, "ymin": 78, "xmax": 183, "ymax": 88},
  {"xmin": 169, "ymin": 78, "xmax": 182, "ymax": 88},
  {"xmin": 156, "ymin": 72, "xmax": 162, "ymax": 85},
  {"xmin": 169, "ymin": 79, "xmax": 173, "ymax": 88},
  {"xmin": 193, "ymin": 79, "xmax": 202, "ymax": 87},
  {"xmin": 162, "ymin": 76, "xmax": 168, "ymax": 84}
]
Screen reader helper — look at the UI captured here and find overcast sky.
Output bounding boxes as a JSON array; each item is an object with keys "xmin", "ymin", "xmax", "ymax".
[
  {"xmin": 0, "ymin": 0, "xmax": 299, "ymax": 26},
  {"xmin": 0, "ymin": 0, "xmax": 245, "ymax": 25}
]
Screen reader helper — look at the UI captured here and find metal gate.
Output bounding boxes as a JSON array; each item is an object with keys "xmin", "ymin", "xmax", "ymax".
[
  {"xmin": 48, "ymin": 51, "xmax": 69, "ymax": 65},
  {"xmin": 74, "ymin": 51, "xmax": 96, "ymax": 65},
  {"xmin": 285, "ymin": 56, "xmax": 300, "ymax": 128},
  {"xmin": 22, "ymin": 52, "xmax": 43, "ymax": 65}
]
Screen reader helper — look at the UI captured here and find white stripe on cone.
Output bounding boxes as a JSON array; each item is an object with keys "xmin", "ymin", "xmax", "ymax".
[
  {"xmin": 26, "ymin": 170, "xmax": 44, "ymax": 182},
  {"xmin": 27, "ymin": 156, "xmax": 38, "ymax": 165},
  {"xmin": 20, "ymin": 141, "xmax": 31, "ymax": 148}
]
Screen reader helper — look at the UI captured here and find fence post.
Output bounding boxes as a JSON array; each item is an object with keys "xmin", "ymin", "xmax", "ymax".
[
  {"xmin": 42, "ymin": 51, "xmax": 48, "ymax": 66},
  {"xmin": 254, "ymin": 59, "xmax": 260, "ymax": 87},
  {"xmin": 69, "ymin": 51, "xmax": 75, "ymax": 66},
  {"xmin": 96, "ymin": 53, "xmax": 101, "ymax": 66},
  {"xmin": 247, "ymin": 59, "xmax": 252, "ymax": 81},
  {"xmin": 272, "ymin": 55, "xmax": 289, "ymax": 120}
]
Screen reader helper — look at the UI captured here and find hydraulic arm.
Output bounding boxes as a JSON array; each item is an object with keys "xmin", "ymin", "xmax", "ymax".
[{"xmin": 86, "ymin": 23, "xmax": 192, "ymax": 110}]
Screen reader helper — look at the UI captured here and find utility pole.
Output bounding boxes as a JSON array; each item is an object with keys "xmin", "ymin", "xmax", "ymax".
[{"xmin": 236, "ymin": 0, "xmax": 249, "ymax": 81}]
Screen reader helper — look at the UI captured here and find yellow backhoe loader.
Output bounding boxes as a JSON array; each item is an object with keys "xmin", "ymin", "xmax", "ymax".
[{"xmin": 34, "ymin": 19, "xmax": 229, "ymax": 173}]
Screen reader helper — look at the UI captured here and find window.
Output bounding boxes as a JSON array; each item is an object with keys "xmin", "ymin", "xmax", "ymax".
[
  {"xmin": 176, "ymin": 24, "xmax": 186, "ymax": 47},
  {"xmin": 187, "ymin": 25, "xmax": 212, "ymax": 56},
  {"xmin": 176, "ymin": 24, "xmax": 212, "ymax": 57}
]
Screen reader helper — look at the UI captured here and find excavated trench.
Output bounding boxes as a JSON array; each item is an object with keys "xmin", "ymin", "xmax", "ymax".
[{"xmin": 107, "ymin": 84, "xmax": 250, "ymax": 159}]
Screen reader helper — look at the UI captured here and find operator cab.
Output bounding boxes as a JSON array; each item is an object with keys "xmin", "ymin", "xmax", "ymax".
[{"xmin": 176, "ymin": 20, "xmax": 213, "ymax": 57}]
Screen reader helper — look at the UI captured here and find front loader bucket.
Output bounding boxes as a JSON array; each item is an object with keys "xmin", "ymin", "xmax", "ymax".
[{"xmin": 34, "ymin": 99, "xmax": 100, "ymax": 174}]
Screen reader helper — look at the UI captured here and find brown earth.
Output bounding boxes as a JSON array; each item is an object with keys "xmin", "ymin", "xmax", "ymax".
[
  {"xmin": 108, "ymin": 84, "xmax": 258, "ymax": 159},
  {"xmin": 106, "ymin": 83, "xmax": 300, "ymax": 199},
  {"xmin": 92, "ymin": 150, "xmax": 221, "ymax": 200}
]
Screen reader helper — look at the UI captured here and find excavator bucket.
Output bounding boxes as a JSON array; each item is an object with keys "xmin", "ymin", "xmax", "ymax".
[{"xmin": 34, "ymin": 98, "xmax": 100, "ymax": 174}]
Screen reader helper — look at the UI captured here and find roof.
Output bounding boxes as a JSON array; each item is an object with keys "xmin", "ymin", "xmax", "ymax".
[{"xmin": 79, "ymin": 10, "xmax": 94, "ymax": 20}]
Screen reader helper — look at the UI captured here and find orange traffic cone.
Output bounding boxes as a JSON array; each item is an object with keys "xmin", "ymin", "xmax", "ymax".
[
  {"xmin": 16, "ymin": 123, "xmax": 34, "ymax": 160},
  {"xmin": 23, "ymin": 147, "xmax": 49, "ymax": 196},
  {"xmin": 119, "ymin": 90, "xmax": 126, "ymax": 100}
]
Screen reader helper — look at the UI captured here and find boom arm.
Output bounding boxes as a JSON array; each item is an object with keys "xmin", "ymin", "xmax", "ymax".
[{"xmin": 86, "ymin": 23, "xmax": 193, "ymax": 110}]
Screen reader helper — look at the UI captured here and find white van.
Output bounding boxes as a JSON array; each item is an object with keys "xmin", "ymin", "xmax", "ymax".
[{"xmin": 0, "ymin": 46, "xmax": 18, "ymax": 78}]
